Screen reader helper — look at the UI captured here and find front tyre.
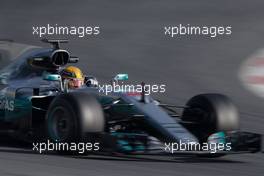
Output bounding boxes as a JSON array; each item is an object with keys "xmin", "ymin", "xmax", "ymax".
[{"xmin": 182, "ymin": 94, "xmax": 239, "ymax": 157}]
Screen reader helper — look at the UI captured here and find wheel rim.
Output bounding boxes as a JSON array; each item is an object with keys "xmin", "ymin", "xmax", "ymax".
[{"xmin": 48, "ymin": 106, "xmax": 73, "ymax": 142}]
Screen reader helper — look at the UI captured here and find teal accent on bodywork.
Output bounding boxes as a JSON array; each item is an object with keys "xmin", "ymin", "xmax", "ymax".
[
  {"xmin": 5, "ymin": 96, "xmax": 32, "ymax": 121},
  {"xmin": 208, "ymin": 131, "xmax": 226, "ymax": 145},
  {"xmin": 111, "ymin": 132, "xmax": 146, "ymax": 152},
  {"xmin": 43, "ymin": 72, "xmax": 61, "ymax": 81},
  {"xmin": 134, "ymin": 143, "xmax": 145, "ymax": 151},
  {"xmin": 114, "ymin": 74, "xmax": 128, "ymax": 81},
  {"xmin": 117, "ymin": 140, "xmax": 133, "ymax": 152}
]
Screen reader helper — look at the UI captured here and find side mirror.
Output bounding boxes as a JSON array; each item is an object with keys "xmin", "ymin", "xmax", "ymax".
[
  {"xmin": 114, "ymin": 74, "xmax": 128, "ymax": 81},
  {"xmin": 68, "ymin": 56, "xmax": 79, "ymax": 63},
  {"xmin": 43, "ymin": 73, "xmax": 61, "ymax": 81}
]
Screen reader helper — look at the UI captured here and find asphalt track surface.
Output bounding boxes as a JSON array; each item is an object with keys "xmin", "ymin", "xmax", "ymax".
[{"xmin": 0, "ymin": 0, "xmax": 264, "ymax": 175}]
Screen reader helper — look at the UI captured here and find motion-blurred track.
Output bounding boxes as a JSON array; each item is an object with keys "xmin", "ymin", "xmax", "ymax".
[{"xmin": 0, "ymin": 0, "xmax": 263, "ymax": 175}]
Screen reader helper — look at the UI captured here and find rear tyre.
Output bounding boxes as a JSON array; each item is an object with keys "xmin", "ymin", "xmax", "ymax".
[{"xmin": 46, "ymin": 92, "xmax": 105, "ymax": 155}]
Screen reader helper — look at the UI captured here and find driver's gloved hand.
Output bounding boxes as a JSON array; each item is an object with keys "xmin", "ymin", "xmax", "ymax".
[{"xmin": 85, "ymin": 76, "xmax": 98, "ymax": 87}]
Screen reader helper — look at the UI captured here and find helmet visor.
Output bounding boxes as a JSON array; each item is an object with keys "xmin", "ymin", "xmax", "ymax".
[{"xmin": 68, "ymin": 78, "xmax": 83, "ymax": 88}]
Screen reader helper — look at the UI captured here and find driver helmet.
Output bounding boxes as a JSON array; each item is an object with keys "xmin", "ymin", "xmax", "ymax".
[{"xmin": 61, "ymin": 66, "xmax": 84, "ymax": 89}]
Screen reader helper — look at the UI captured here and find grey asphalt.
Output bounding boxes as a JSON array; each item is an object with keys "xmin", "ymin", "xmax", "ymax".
[{"xmin": 0, "ymin": 0, "xmax": 264, "ymax": 175}]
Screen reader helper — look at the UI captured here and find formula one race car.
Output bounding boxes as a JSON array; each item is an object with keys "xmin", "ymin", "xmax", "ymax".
[{"xmin": 0, "ymin": 39, "xmax": 262, "ymax": 157}]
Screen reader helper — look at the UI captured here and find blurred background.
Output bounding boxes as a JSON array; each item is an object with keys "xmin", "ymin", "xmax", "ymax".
[{"xmin": 0, "ymin": 0, "xmax": 264, "ymax": 176}]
